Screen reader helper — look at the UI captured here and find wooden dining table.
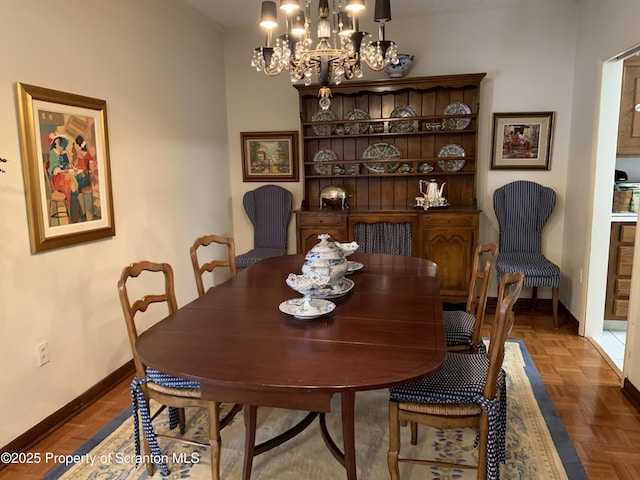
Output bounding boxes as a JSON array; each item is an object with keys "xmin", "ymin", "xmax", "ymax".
[{"xmin": 135, "ymin": 253, "xmax": 446, "ymax": 479}]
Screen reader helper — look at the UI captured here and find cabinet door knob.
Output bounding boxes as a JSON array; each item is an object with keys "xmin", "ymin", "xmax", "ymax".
[{"xmin": 635, "ymin": 104, "xmax": 640, "ymax": 112}]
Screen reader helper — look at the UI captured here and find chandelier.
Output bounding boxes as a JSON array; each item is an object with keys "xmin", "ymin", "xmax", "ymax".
[{"xmin": 251, "ymin": 0, "xmax": 398, "ymax": 109}]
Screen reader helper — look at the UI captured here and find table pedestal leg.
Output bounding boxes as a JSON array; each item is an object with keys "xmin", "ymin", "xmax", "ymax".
[
  {"xmin": 243, "ymin": 405, "xmax": 258, "ymax": 480},
  {"xmin": 341, "ymin": 391, "xmax": 357, "ymax": 480},
  {"xmin": 208, "ymin": 402, "xmax": 221, "ymax": 480}
]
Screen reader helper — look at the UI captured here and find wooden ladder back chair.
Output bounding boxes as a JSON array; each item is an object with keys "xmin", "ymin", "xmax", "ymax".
[
  {"xmin": 388, "ymin": 271, "xmax": 524, "ymax": 480},
  {"xmin": 118, "ymin": 260, "xmax": 240, "ymax": 478},
  {"xmin": 190, "ymin": 234, "xmax": 237, "ymax": 296},
  {"xmin": 444, "ymin": 242, "xmax": 499, "ymax": 353}
]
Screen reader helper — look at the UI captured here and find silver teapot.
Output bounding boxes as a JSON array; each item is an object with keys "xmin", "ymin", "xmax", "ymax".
[{"xmin": 419, "ymin": 179, "xmax": 447, "ymax": 207}]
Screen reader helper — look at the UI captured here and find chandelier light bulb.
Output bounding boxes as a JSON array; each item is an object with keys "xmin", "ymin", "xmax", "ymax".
[
  {"xmin": 345, "ymin": 0, "xmax": 366, "ymax": 12},
  {"xmin": 280, "ymin": 0, "xmax": 301, "ymax": 14},
  {"xmin": 259, "ymin": 1, "xmax": 278, "ymax": 29}
]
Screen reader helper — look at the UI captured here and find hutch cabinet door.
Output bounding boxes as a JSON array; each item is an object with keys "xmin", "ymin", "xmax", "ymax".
[{"xmin": 419, "ymin": 212, "xmax": 478, "ymax": 302}]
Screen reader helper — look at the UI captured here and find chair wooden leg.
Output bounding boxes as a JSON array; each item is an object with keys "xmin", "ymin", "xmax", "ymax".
[
  {"xmin": 478, "ymin": 412, "xmax": 489, "ymax": 480},
  {"xmin": 410, "ymin": 421, "xmax": 418, "ymax": 445},
  {"xmin": 387, "ymin": 401, "xmax": 401, "ymax": 480},
  {"xmin": 178, "ymin": 407, "xmax": 186, "ymax": 433},
  {"xmin": 531, "ymin": 286, "xmax": 538, "ymax": 310},
  {"xmin": 243, "ymin": 405, "xmax": 258, "ymax": 480},
  {"xmin": 552, "ymin": 287, "xmax": 559, "ymax": 329},
  {"xmin": 207, "ymin": 402, "xmax": 221, "ymax": 480}
]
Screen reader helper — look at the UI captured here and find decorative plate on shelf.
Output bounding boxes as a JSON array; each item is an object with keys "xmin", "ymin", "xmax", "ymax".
[
  {"xmin": 312, "ymin": 149, "xmax": 339, "ymax": 175},
  {"xmin": 437, "ymin": 144, "xmax": 466, "ymax": 172},
  {"xmin": 389, "ymin": 105, "xmax": 417, "ymax": 133},
  {"xmin": 438, "ymin": 144, "xmax": 466, "ymax": 158},
  {"xmin": 443, "ymin": 102, "xmax": 472, "ymax": 130},
  {"xmin": 311, "ymin": 109, "xmax": 338, "ymax": 136},
  {"xmin": 362, "ymin": 142, "xmax": 402, "ymax": 173},
  {"xmin": 345, "ymin": 108, "xmax": 370, "ymax": 134},
  {"xmin": 437, "ymin": 159, "xmax": 466, "ymax": 172}
]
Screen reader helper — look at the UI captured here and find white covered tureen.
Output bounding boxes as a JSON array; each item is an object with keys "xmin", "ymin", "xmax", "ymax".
[{"xmin": 301, "ymin": 234, "xmax": 358, "ymax": 292}]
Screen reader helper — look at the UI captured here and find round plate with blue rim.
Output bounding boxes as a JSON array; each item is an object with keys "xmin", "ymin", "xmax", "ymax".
[
  {"xmin": 311, "ymin": 109, "xmax": 337, "ymax": 136},
  {"xmin": 363, "ymin": 142, "xmax": 402, "ymax": 174},
  {"xmin": 443, "ymin": 102, "xmax": 472, "ymax": 130},
  {"xmin": 345, "ymin": 108, "xmax": 371, "ymax": 134},
  {"xmin": 279, "ymin": 298, "xmax": 336, "ymax": 319},
  {"xmin": 389, "ymin": 105, "xmax": 417, "ymax": 133},
  {"xmin": 313, "ymin": 149, "xmax": 339, "ymax": 175}
]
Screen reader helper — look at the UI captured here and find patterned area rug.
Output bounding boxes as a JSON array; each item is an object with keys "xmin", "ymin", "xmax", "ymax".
[{"xmin": 45, "ymin": 340, "xmax": 587, "ymax": 479}]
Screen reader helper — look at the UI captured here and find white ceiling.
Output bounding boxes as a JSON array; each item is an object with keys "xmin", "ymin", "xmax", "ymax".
[{"xmin": 180, "ymin": 0, "xmax": 537, "ymax": 29}]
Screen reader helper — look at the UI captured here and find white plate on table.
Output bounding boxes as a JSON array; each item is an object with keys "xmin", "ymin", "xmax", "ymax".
[
  {"xmin": 279, "ymin": 298, "xmax": 336, "ymax": 319},
  {"xmin": 346, "ymin": 261, "xmax": 364, "ymax": 274}
]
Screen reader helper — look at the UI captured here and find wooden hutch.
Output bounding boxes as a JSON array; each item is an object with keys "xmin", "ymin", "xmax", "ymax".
[{"xmin": 294, "ymin": 73, "xmax": 486, "ymax": 302}]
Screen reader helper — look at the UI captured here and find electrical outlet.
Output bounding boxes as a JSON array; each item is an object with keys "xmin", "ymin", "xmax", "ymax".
[{"xmin": 37, "ymin": 341, "xmax": 50, "ymax": 366}]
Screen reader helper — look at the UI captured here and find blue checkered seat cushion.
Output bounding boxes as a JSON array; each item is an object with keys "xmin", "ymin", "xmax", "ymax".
[
  {"xmin": 130, "ymin": 368, "xmax": 201, "ymax": 476},
  {"xmin": 390, "ymin": 352, "xmax": 507, "ymax": 479},
  {"xmin": 496, "ymin": 252, "xmax": 560, "ymax": 288},
  {"xmin": 442, "ymin": 310, "xmax": 486, "ymax": 353}
]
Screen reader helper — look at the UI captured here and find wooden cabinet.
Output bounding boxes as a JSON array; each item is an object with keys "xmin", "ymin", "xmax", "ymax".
[
  {"xmin": 605, "ymin": 222, "xmax": 636, "ymax": 319},
  {"xmin": 617, "ymin": 57, "xmax": 640, "ymax": 156},
  {"xmin": 296, "ymin": 211, "xmax": 348, "ymax": 253},
  {"xmin": 419, "ymin": 212, "xmax": 478, "ymax": 299},
  {"xmin": 294, "ymin": 74, "xmax": 485, "ymax": 303}
]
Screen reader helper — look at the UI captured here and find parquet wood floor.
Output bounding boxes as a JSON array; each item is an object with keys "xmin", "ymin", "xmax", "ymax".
[{"xmin": 1, "ymin": 308, "xmax": 639, "ymax": 479}]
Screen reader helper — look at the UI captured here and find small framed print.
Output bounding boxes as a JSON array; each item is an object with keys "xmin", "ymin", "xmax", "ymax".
[
  {"xmin": 241, "ymin": 131, "xmax": 299, "ymax": 182},
  {"xmin": 491, "ymin": 112, "xmax": 555, "ymax": 170}
]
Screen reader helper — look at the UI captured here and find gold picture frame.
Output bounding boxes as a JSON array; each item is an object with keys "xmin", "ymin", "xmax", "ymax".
[
  {"xmin": 16, "ymin": 83, "xmax": 115, "ymax": 253},
  {"xmin": 491, "ymin": 112, "xmax": 555, "ymax": 170}
]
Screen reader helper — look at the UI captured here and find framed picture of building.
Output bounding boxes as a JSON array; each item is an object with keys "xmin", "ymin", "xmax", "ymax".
[{"xmin": 241, "ymin": 131, "xmax": 299, "ymax": 182}]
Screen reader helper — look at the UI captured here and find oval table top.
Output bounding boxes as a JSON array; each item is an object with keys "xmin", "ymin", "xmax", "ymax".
[{"xmin": 136, "ymin": 253, "xmax": 446, "ymax": 402}]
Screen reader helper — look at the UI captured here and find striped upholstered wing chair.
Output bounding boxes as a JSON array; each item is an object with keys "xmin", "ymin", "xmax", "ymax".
[
  {"xmin": 493, "ymin": 180, "xmax": 561, "ymax": 328},
  {"xmin": 236, "ymin": 185, "xmax": 293, "ymax": 270}
]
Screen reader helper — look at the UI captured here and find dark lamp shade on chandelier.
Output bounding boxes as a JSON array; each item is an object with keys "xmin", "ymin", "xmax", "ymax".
[{"xmin": 251, "ymin": 0, "xmax": 399, "ymax": 109}]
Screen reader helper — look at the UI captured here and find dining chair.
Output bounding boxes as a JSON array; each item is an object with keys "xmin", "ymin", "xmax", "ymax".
[
  {"xmin": 444, "ymin": 242, "xmax": 498, "ymax": 353},
  {"xmin": 493, "ymin": 180, "xmax": 561, "ymax": 328},
  {"xmin": 235, "ymin": 185, "xmax": 293, "ymax": 270},
  {"xmin": 190, "ymin": 234, "xmax": 237, "ymax": 296},
  {"xmin": 387, "ymin": 271, "xmax": 524, "ymax": 480},
  {"xmin": 118, "ymin": 261, "xmax": 241, "ymax": 478}
]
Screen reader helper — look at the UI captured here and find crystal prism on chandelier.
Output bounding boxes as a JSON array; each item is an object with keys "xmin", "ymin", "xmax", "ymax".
[{"xmin": 251, "ymin": 0, "xmax": 399, "ymax": 109}]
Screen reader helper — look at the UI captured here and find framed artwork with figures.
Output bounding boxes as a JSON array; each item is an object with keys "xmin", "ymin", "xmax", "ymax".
[
  {"xmin": 16, "ymin": 82, "xmax": 115, "ymax": 253},
  {"xmin": 491, "ymin": 112, "xmax": 555, "ymax": 170}
]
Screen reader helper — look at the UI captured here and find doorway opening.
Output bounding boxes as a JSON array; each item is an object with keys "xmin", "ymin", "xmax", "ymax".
[{"xmin": 587, "ymin": 44, "xmax": 640, "ymax": 375}]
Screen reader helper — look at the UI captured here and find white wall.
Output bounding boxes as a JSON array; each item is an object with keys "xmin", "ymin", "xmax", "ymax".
[
  {"xmin": 224, "ymin": 0, "xmax": 578, "ymax": 296},
  {"xmin": 0, "ymin": 0, "xmax": 232, "ymax": 447},
  {"xmin": 569, "ymin": 0, "xmax": 640, "ymax": 384}
]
